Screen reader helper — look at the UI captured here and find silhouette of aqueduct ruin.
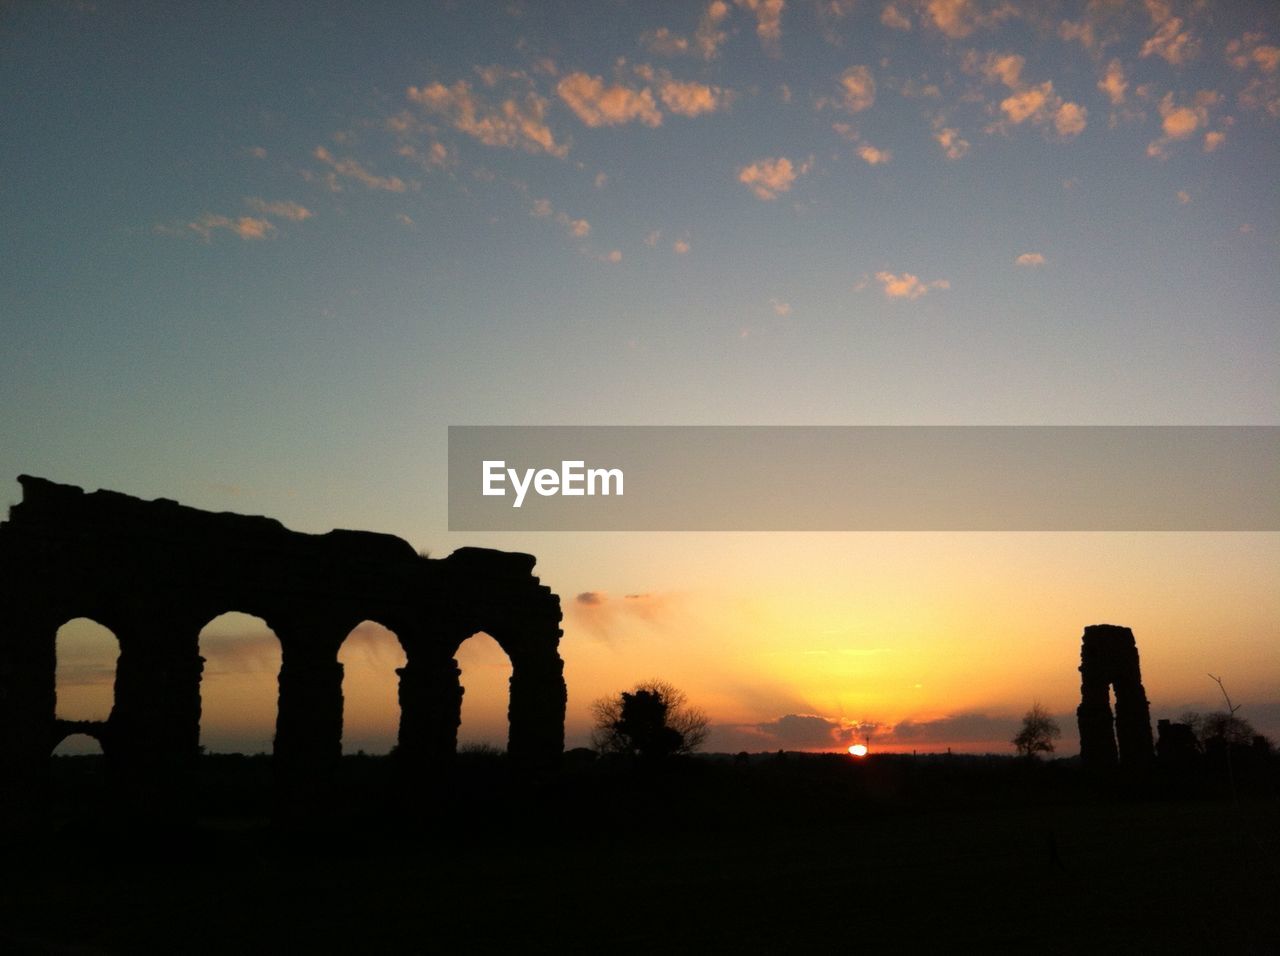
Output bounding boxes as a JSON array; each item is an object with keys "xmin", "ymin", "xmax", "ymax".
[
  {"xmin": 1076, "ymin": 623, "xmax": 1154, "ymax": 770},
  {"xmin": 0, "ymin": 475, "xmax": 565, "ymax": 802}
]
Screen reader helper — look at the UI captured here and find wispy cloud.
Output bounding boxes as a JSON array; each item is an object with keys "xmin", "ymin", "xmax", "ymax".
[
  {"xmin": 158, "ymin": 214, "xmax": 275, "ymax": 242},
  {"xmin": 1015, "ymin": 252, "xmax": 1045, "ymax": 266},
  {"xmin": 244, "ymin": 198, "xmax": 312, "ymax": 221},
  {"xmin": 566, "ymin": 590, "xmax": 677, "ymax": 641},
  {"xmin": 408, "ymin": 80, "xmax": 568, "ymax": 157},
  {"xmin": 311, "ymin": 146, "xmax": 407, "ymax": 192}
]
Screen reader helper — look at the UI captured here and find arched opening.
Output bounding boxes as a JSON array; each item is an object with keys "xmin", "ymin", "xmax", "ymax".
[
  {"xmin": 52, "ymin": 732, "xmax": 104, "ymax": 757},
  {"xmin": 50, "ymin": 732, "xmax": 107, "ymax": 810},
  {"xmin": 198, "ymin": 612, "xmax": 282, "ymax": 754},
  {"xmin": 338, "ymin": 620, "xmax": 407, "ymax": 754},
  {"xmin": 55, "ymin": 617, "xmax": 119, "ymax": 722},
  {"xmin": 456, "ymin": 632, "xmax": 513, "ymax": 753}
]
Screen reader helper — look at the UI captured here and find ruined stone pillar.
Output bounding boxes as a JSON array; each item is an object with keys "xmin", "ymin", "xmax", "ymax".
[
  {"xmin": 273, "ymin": 634, "xmax": 344, "ymax": 773},
  {"xmin": 396, "ymin": 651, "xmax": 464, "ymax": 763},
  {"xmin": 1076, "ymin": 624, "xmax": 1154, "ymax": 771},
  {"xmin": 1077, "ymin": 630, "xmax": 1118, "ymax": 770},
  {"xmin": 506, "ymin": 642, "xmax": 567, "ymax": 770},
  {"xmin": 0, "ymin": 611, "xmax": 57, "ymax": 818},
  {"xmin": 108, "ymin": 618, "xmax": 204, "ymax": 770}
]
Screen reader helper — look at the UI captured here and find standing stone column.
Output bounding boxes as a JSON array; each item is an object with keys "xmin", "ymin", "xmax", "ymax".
[
  {"xmin": 505, "ymin": 640, "xmax": 566, "ymax": 770},
  {"xmin": 1076, "ymin": 624, "xmax": 1153, "ymax": 771},
  {"xmin": 273, "ymin": 637, "xmax": 345, "ymax": 774},
  {"xmin": 1077, "ymin": 628, "xmax": 1118, "ymax": 770},
  {"xmin": 0, "ymin": 610, "xmax": 58, "ymax": 820},
  {"xmin": 396, "ymin": 650, "xmax": 464, "ymax": 764}
]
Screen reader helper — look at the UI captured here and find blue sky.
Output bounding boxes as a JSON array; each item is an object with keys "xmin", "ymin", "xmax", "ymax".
[{"xmin": 4, "ymin": 0, "xmax": 1277, "ymax": 752}]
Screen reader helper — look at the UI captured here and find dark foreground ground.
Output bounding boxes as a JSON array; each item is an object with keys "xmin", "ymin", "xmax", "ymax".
[{"xmin": 2, "ymin": 752, "xmax": 1278, "ymax": 954}]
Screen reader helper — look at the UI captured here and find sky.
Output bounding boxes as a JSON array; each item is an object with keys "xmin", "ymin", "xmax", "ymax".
[{"xmin": 3, "ymin": 0, "xmax": 1277, "ymax": 755}]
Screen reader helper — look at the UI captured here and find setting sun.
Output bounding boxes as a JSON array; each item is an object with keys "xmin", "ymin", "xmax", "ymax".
[{"xmin": 849, "ymin": 744, "xmax": 869, "ymax": 757}]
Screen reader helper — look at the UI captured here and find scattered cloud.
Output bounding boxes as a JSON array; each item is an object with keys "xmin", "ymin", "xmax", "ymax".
[
  {"xmin": 1203, "ymin": 130, "xmax": 1225, "ymax": 152},
  {"xmin": 966, "ymin": 51, "xmax": 1086, "ymax": 139},
  {"xmin": 1227, "ymin": 33, "xmax": 1280, "ymax": 74},
  {"xmin": 395, "ymin": 213, "xmax": 415, "ymax": 228},
  {"xmin": 997, "ymin": 81, "xmax": 1087, "ymax": 140},
  {"xmin": 933, "ymin": 122, "xmax": 970, "ymax": 159},
  {"xmin": 673, "ymin": 238, "xmax": 691, "ymax": 254},
  {"xmin": 835, "ymin": 65, "xmax": 876, "ymax": 113},
  {"xmin": 734, "ymin": 0, "xmax": 786, "ymax": 54},
  {"xmin": 1098, "ymin": 59, "xmax": 1127, "ymax": 105},
  {"xmin": 530, "ymin": 197, "xmax": 590, "ymax": 238},
  {"xmin": 246, "ymin": 146, "xmax": 268, "ymax": 159},
  {"xmin": 770, "ymin": 297, "xmax": 792, "ymax": 316},
  {"xmin": 875, "ymin": 270, "xmax": 949, "ymax": 300},
  {"xmin": 658, "ymin": 79, "xmax": 727, "ymax": 117},
  {"xmin": 1015, "ymin": 251, "xmax": 1045, "ymax": 266},
  {"xmin": 1054, "ymin": 101, "xmax": 1088, "ymax": 137},
  {"xmin": 921, "ymin": 0, "xmax": 1016, "ymax": 39},
  {"xmin": 312, "ymin": 146, "xmax": 407, "ymax": 192},
  {"xmin": 738, "ymin": 155, "xmax": 811, "ymax": 200},
  {"xmin": 881, "ymin": 3, "xmax": 911, "ymax": 31},
  {"xmin": 1228, "ymin": 33, "xmax": 1280, "ymax": 117},
  {"xmin": 976, "ymin": 51, "xmax": 1024, "ymax": 89},
  {"xmin": 407, "ymin": 80, "xmax": 568, "ymax": 157},
  {"xmin": 1139, "ymin": 0, "xmax": 1199, "ymax": 66},
  {"xmin": 1175, "ymin": 189, "xmax": 1191, "ymax": 204},
  {"xmin": 1147, "ymin": 89, "xmax": 1217, "ymax": 158},
  {"xmin": 557, "ymin": 72, "xmax": 663, "ymax": 127},
  {"xmin": 697, "ymin": 1, "xmax": 732, "ymax": 58},
  {"xmin": 642, "ymin": 26, "xmax": 691, "ymax": 56},
  {"xmin": 644, "ymin": 229, "xmax": 661, "ymax": 247},
  {"xmin": 857, "ymin": 143, "xmax": 892, "ymax": 165},
  {"xmin": 1058, "ymin": 17, "xmax": 1095, "ymax": 50}
]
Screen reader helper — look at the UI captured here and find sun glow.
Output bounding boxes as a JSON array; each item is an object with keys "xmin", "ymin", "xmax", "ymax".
[{"xmin": 849, "ymin": 744, "xmax": 868, "ymax": 757}]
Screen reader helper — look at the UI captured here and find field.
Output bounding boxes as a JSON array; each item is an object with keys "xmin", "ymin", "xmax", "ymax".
[{"xmin": 2, "ymin": 753, "xmax": 1277, "ymax": 954}]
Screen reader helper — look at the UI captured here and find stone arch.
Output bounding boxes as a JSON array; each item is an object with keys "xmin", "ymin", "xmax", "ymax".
[
  {"xmin": 0, "ymin": 476, "xmax": 566, "ymax": 815},
  {"xmin": 54, "ymin": 617, "xmax": 119, "ymax": 724},
  {"xmin": 52, "ymin": 731, "xmax": 104, "ymax": 756},
  {"xmin": 337, "ymin": 619, "xmax": 407, "ymax": 754},
  {"xmin": 454, "ymin": 631, "xmax": 514, "ymax": 751},
  {"xmin": 197, "ymin": 611, "xmax": 282, "ymax": 754}
]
